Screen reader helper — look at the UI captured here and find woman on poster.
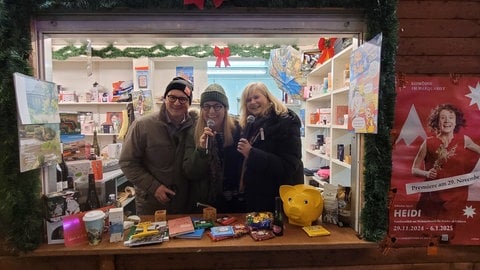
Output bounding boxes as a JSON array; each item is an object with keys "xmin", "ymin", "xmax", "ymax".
[{"xmin": 412, "ymin": 103, "xmax": 480, "ymax": 217}]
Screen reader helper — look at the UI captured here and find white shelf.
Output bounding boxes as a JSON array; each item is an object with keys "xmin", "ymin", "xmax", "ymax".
[
  {"xmin": 331, "ymin": 124, "xmax": 349, "ymax": 130},
  {"xmin": 304, "ymin": 44, "xmax": 356, "ymax": 188},
  {"xmin": 59, "ymin": 102, "xmax": 130, "ymax": 106},
  {"xmin": 101, "ymin": 168, "xmax": 124, "ymax": 183},
  {"xmin": 332, "ymin": 86, "xmax": 350, "ymax": 95},
  {"xmin": 331, "ymin": 158, "xmax": 352, "ymax": 169},
  {"xmin": 306, "ymin": 124, "xmax": 330, "ymax": 129},
  {"xmin": 306, "ymin": 149, "xmax": 330, "ymax": 160},
  {"xmin": 53, "ymin": 57, "xmax": 133, "ymax": 62},
  {"xmin": 308, "ymin": 92, "xmax": 330, "ymax": 102}
]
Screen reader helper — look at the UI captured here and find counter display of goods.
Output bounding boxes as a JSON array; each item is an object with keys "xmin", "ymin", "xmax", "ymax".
[{"xmin": 36, "ymin": 212, "xmax": 366, "ymax": 248}]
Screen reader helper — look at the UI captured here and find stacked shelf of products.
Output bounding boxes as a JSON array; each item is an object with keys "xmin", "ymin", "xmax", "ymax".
[
  {"xmin": 303, "ymin": 44, "xmax": 357, "ymax": 189},
  {"xmin": 54, "ymin": 58, "xmax": 137, "ymax": 214}
]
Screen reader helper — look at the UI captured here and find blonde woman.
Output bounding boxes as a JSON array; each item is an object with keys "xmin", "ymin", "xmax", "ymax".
[
  {"xmin": 184, "ymin": 84, "xmax": 244, "ymax": 213},
  {"xmin": 236, "ymin": 82, "xmax": 304, "ymax": 212}
]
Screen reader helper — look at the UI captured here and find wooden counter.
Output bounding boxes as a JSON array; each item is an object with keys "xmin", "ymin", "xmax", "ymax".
[
  {"xmin": 4, "ymin": 214, "xmax": 480, "ymax": 270},
  {"xmin": 30, "ymin": 216, "xmax": 369, "ymax": 256}
]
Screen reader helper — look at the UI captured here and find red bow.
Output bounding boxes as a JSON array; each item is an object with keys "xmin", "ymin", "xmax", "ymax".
[
  {"xmin": 317, "ymin": 37, "xmax": 337, "ymax": 64},
  {"xmin": 213, "ymin": 46, "xmax": 231, "ymax": 67},
  {"xmin": 184, "ymin": 0, "xmax": 224, "ymax": 10}
]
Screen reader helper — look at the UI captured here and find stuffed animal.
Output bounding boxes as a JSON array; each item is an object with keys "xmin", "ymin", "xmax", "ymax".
[{"xmin": 279, "ymin": 184, "xmax": 323, "ymax": 227}]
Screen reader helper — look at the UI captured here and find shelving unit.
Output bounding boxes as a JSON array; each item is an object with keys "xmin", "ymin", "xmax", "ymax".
[
  {"xmin": 53, "ymin": 58, "xmax": 137, "ymax": 214},
  {"xmin": 304, "ymin": 44, "xmax": 357, "ymax": 188},
  {"xmin": 58, "ymin": 101, "xmax": 131, "ymax": 148},
  {"xmin": 53, "ymin": 56, "xmax": 134, "ymax": 145},
  {"xmin": 52, "ymin": 57, "xmax": 134, "ymax": 97}
]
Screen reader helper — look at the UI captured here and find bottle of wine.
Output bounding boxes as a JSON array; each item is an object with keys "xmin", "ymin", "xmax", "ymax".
[
  {"xmin": 85, "ymin": 173, "xmax": 101, "ymax": 211},
  {"xmin": 273, "ymin": 196, "xmax": 284, "ymax": 236},
  {"xmin": 66, "ymin": 176, "xmax": 74, "ymax": 190},
  {"xmin": 92, "ymin": 128, "xmax": 101, "ymax": 157}
]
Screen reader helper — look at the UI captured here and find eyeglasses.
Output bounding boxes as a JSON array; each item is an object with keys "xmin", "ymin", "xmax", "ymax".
[
  {"xmin": 202, "ymin": 104, "xmax": 224, "ymax": 112},
  {"xmin": 167, "ymin": 95, "xmax": 189, "ymax": 104}
]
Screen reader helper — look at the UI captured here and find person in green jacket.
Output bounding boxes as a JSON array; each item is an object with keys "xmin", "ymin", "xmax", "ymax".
[
  {"xmin": 184, "ymin": 83, "xmax": 244, "ymax": 213},
  {"xmin": 119, "ymin": 77, "xmax": 197, "ymax": 215}
]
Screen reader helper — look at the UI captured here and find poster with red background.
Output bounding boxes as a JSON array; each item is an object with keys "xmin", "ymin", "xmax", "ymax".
[{"xmin": 391, "ymin": 75, "xmax": 480, "ymax": 245}]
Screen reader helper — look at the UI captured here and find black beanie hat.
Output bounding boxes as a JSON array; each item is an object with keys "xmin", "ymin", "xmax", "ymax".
[
  {"xmin": 200, "ymin": 83, "xmax": 229, "ymax": 108},
  {"xmin": 164, "ymin": 77, "xmax": 194, "ymax": 104}
]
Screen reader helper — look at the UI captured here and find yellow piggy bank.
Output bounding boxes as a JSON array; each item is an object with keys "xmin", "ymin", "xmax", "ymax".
[{"xmin": 279, "ymin": 184, "xmax": 323, "ymax": 227}]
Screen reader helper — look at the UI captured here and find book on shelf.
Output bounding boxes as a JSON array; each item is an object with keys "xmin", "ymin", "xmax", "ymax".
[
  {"xmin": 167, "ymin": 216, "xmax": 195, "ymax": 237},
  {"xmin": 103, "ymin": 111, "xmax": 123, "ymax": 133}
]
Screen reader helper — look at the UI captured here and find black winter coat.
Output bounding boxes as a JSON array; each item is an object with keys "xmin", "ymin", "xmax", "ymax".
[{"xmin": 243, "ymin": 109, "xmax": 304, "ymax": 212}]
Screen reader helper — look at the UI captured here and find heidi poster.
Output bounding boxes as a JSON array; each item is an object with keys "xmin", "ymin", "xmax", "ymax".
[{"xmin": 390, "ymin": 75, "xmax": 480, "ymax": 245}]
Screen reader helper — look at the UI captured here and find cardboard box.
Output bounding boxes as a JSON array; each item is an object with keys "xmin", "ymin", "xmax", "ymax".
[
  {"xmin": 91, "ymin": 160, "xmax": 103, "ymax": 181},
  {"xmin": 319, "ymin": 108, "xmax": 331, "ymax": 125},
  {"xmin": 109, "ymin": 207, "xmax": 124, "ymax": 243},
  {"xmin": 63, "ymin": 212, "xmax": 88, "ymax": 247},
  {"xmin": 335, "ymin": 105, "xmax": 348, "ymax": 125},
  {"xmin": 46, "ymin": 219, "xmax": 65, "ymax": 244},
  {"xmin": 43, "ymin": 190, "xmax": 81, "ymax": 222},
  {"xmin": 67, "ymin": 160, "xmax": 91, "ymax": 181},
  {"xmin": 62, "ymin": 139, "xmax": 88, "ymax": 161},
  {"xmin": 60, "ymin": 112, "xmax": 81, "ymax": 135},
  {"xmin": 61, "ymin": 91, "xmax": 76, "ymax": 102},
  {"xmin": 43, "ymin": 190, "xmax": 81, "ymax": 244}
]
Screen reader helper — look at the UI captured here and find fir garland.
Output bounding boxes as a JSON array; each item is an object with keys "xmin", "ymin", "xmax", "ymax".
[
  {"xmin": 0, "ymin": 0, "xmax": 396, "ymax": 252},
  {"xmin": 0, "ymin": 1, "xmax": 44, "ymax": 253},
  {"xmin": 53, "ymin": 44, "xmax": 281, "ymax": 60},
  {"xmin": 361, "ymin": 0, "xmax": 398, "ymax": 242}
]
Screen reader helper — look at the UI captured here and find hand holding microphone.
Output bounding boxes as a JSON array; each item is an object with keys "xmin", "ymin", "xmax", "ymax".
[
  {"xmin": 241, "ymin": 115, "xmax": 256, "ymax": 139},
  {"xmin": 238, "ymin": 115, "xmax": 256, "ymax": 157},
  {"xmin": 205, "ymin": 119, "xmax": 215, "ymax": 154}
]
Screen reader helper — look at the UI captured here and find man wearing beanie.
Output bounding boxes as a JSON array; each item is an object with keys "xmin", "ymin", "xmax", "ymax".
[
  {"xmin": 120, "ymin": 76, "xmax": 198, "ymax": 214},
  {"xmin": 184, "ymin": 83, "xmax": 245, "ymax": 213}
]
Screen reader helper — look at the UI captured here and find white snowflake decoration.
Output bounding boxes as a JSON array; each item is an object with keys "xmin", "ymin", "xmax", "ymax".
[
  {"xmin": 465, "ymin": 82, "xmax": 480, "ymax": 110},
  {"xmin": 463, "ymin": 205, "xmax": 476, "ymax": 218}
]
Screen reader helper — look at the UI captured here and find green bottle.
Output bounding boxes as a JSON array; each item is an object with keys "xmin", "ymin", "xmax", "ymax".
[{"xmin": 273, "ymin": 197, "xmax": 284, "ymax": 236}]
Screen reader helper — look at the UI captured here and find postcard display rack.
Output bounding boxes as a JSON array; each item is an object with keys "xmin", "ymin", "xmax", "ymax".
[{"xmin": 304, "ymin": 44, "xmax": 357, "ymax": 189}]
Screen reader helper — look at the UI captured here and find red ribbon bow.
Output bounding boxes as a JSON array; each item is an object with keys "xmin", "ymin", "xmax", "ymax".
[
  {"xmin": 317, "ymin": 37, "xmax": 337, "ymax": 64},
  {"xmin": 183, "ymin": 0, "xmax": 224, "ymax": 10},
  {"xmin": 213, "ymin": 46, "xmax": 231, "ymax": 67}
]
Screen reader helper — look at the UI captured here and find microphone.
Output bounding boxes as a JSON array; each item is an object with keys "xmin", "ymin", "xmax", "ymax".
[
  {"xmin": 205, "ymin": 119, "xmax": 215, "ymax": 154},
  {"xmin": 241, "ymin": 115, "xmax": 256, "ymax": 139}
]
